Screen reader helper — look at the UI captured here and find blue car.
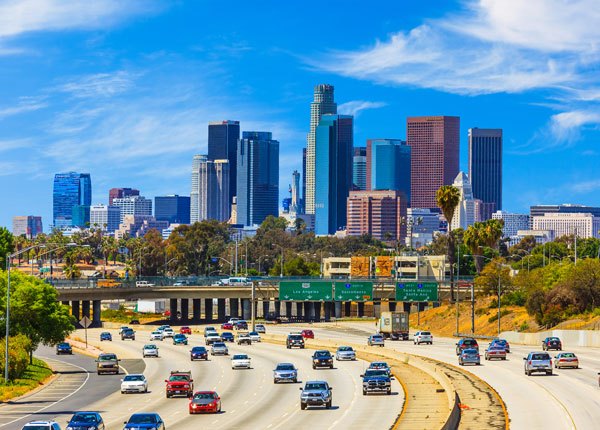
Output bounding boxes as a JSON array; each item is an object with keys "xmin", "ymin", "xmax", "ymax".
[
  {"xmin": 173, "ymin": 334, "xmax": 188, "ymax": 345},
  {"xmin": 458, "ymin": 348, "xmax": 481, "ymax": 366},
  {"xmin": 56, "ymin": 342, "xmax": 72, "ymax": 355},
  {"xmin": 100, "ymin": 332, "xmax": 112, "ymax": 342},
  {"xmin": 190, "ymin": 346, "xmax": 208, "ymax": 361},
  {"xmin": 67, "ymin": 411, "xmax": 105, "ymax": 430},
  {"xmin": 221, "ymin": 332, "xmax": 234, "ymax": 342},
  {"xmin": 123, "ymin": 413, "xmax": 165, "ymax": 430}
]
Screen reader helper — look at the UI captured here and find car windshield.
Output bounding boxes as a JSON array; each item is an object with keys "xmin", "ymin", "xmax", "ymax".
[
  {"xmin": 192, "ymin": 347, "xmax": 206, "ymax": 352},
  {"xmin": 23, "ymin": 426, "xmax": 52, "ymax": 430},
  {"xmin": 169, "ymin": 375, "xmax": 189, "ymax": 381},
  {"xmin": 338, "ymin": 346, "xmax": 353, "ymax": 352},
  {"xmin": 98, "ymin": 354, "xmax": 116, "ymax": 361},
  {"xmin": 314, "ymin": 351, "xmax": 330, "ymax": 357},
  {"xmin": 71, "ymin": 413, "xmax": 98, "ymax": 423},
  {"xmin": 289, "ymin": 335, "xmax": 302, "ymax": 340},
  {"xmin": 370, "ymin": 362, "xmax": 388, "ymax": 368},
  {"xmin": 124, "ymin": 375, "xmax": 144, "ymax": 381},
  {"xmin": 490, "ymin": 346, "xmax": 504, "ymax": 351},
  {"xmin": 532, "ymin": 354, "xmax": 550, "ymax": 360},
  {"xmin": 175, "ymin": 335, "xmax": 185, "ymax": 339},
  {"xmin": 233, "ymin": 355, "xmax": 248, "ymax": 360},
  {"xmin": 561, "ymin": 353, "xmax": 576, "ymax": 358},
  {"xmin": 372, "ymin": 335, "xmax": 383, "ymax": 339},
  {"xmin": 276, "ymin": 364, "xmax": 295, "ymax": 370},
  {"xmin": 256, "ymin": 325, "xmax": 264, "ymax": 328},
  {"xmin": 305, "ymin": 383, "xmax": 327, "ymax": 390},
  {"xmin": 58, "ymin": 343, "xmax": 69, "ymax": 347},
  {"xmin": 421, "ymin": 332, "xmax": 431, "ymax": 336},
  {"xmin": 152, "ymin": 331, "xmax": 160, "ymax": 335},
  {"xmin": 463, "ymin": 349, "xmax": 478, "ymax": 354},
  {"xmin": 194, "ymin": 392, "xmax": 216, "ymax": 400},
  {"xmin": 249, "ymin": 332, "xmax": 258, "ymax": 336},
  {"xmin": 208, "ymin": 333, "xmax": 219, "ymax": 337},
  {"xmin": 463, "ymin": 339, "xmax": 477, "ymax": 345},
  {"xmin": 128, "ymin": 414, "xmax": 157, "ymax": 424},
  {"xmin": 365, "ymin": 370, "xmax": 388, "ymax": 377},
  {"xmin": 102, "ymin": 332, "xmax": 110, "ymax": 336},
  {"xmin": 213, "ymin": 343, "xmax": 226, "ymax": 347},
  {"xmin": 548, "ymin": 337, "xmax": 560, "ymax": 341},
  {"xmin": 144, "ymin": 345, "xmax": 156, "ymax": 349}
]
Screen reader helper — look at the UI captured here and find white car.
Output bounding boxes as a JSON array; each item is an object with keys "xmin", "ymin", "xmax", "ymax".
[
  {"xmin": 118, "ymin": 326, "xmax": 129, "ymax": 335},
  {"xmin": 21, "ymin": 421, "xmax": 62, "ymax": 430},
  {"xmin": 231, "ymin": 354, "xmax": 251, "ymax": 369},
  {"xmin": 211, "ymin": 342, "xmax": 229, "ymax": 356},
  {"xmin": 249, "ymin": 331, "xmax": 261, "ymax": 342},
  {"xmin": 162, "ymin": 328, "xmax": 175, "ymax": 338},
  {"xmin": 414, "ymin": 331, "xmax": 433, "ymax": 345},
  {"xmin": 120, "ymin": 374, "xmax": 148, "ymax": 393},
  {"xmin": 150, "ymin": 331, "xmax": 164, "ymax": 341},
  {"xmin": 142, "ymin": 344, "xmax": 159, "ymax": 358},
  {"xmin": 255, "ymin": 324, "xmax": 266, "ymax": 333},
  {"xmin": 206, "ymin": 333, "xmax": 222, "ymax": 345},
  {"xmin": 335, "ymin": 346, "xmax": 356, "ymax": 361},
  {"xmin": 228, "ymin": 317, "xmax": 240, "ymax": 325}
]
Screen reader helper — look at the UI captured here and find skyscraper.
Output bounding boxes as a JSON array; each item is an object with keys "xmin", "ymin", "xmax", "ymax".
[
  {"xmin": 450, "ymin": 172, "xmax": 477, "ymax": 231},
  {"xmin": 302, "ymin": 148, "xmax": 307, "ymax": 213},
  {"xmin": 366, "ymin": 139, "xmax": 411, "ymax": 202},
  {"xmin": 12, "ymin": 216, "xmax": 43, "ymax": 238},
  {"xmin": 155, "ymin": 195, "xmax": 191, "ymax": 224},
  {"xmin": 353, "ymin": 147, "xmax": 367, "ymax": 190},
  {"xmin": 469, "ymin": 128, "xmax": 503, "ymax": 221},
  {"xmin": 315, "ymin": 114, "xmax": 353, "ymax": 235},
  {"xmin": 72, "ymin": 205, "xmax": 90, "ymax": 228},
  {"xmin": 90, "ymin": 204, "xmax": 121, "ymax": 232},
  {"xmin": 112, "ymin": 195, "xmax": 152, "ymax": 223},
  {"xmin": 407, "ymin": 116, "xmax": 460, "ymax": 209},
  {"xmin": 236, "ymin": 131, "xmax": 279, "ymax": 226},
  {"xmin": 291, "ymin": 170, "xmax": 300, "ymax": 214},
  {"xmin": 346, "ymin": 190, "xmax": 407, "ymax": 242},
  {"xmin": 305, "ymin": 84, "xmax": 337, "ymax": 214},
  {"xmin": 190, "ymin": 155, "xmax": 230, "ymax": 223},
  {"xmin": 208, "ymin": 120, "xmax": 240, "ymax": 202},
  {"xmin": 53, "ymin": 172, "xmax": 91, "ymax": 228},
  {"xmin": 108, "ymin": 188, "xmax": 139, "ymax": 205}
]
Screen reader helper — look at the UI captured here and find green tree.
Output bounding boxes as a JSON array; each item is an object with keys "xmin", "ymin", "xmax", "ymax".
[
  {"xmin": 0, "ymin": 227, "xmax": 15, "ymax": 270},
  {"xmin": 436, "ymin": 185, "xmax": 461, "ymax": 301}
]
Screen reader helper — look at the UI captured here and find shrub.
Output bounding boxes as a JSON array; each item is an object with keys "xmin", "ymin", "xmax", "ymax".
[
  {"xmin": 488, "ymin": 309, "xmax": 511, "ymax": 323},
  {"xmin": 0, "ymin": 334, "xmax": 31, "ymax": 380},
  {"xmin": 519, "ymin": 322, "xmax": 530, "ymax": 332}
]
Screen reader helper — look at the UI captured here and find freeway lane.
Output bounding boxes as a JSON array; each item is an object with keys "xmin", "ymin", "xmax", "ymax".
[{"xmin": 49, "ymin": 328, "xmax": 402, "ymax": 430}]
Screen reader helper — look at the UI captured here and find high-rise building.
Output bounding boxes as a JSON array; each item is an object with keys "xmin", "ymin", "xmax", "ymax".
[
  {"xmin": 366, "ymin": 139, "xmax": 411, "ymax": 200},
  {"xmin": 112, "ymin": 195, "xmax": 152, "ymax": 223},
  {"xmin": 302, "ymin": 148, "xmax": 307, "ymax": 212},
  {"xmin": 315, "ymin": 114, "xmax": 353, "ymax": 235},
  {"xmin": 469, "ymin": 128, "xmax": 502, "ymax": 220},
  {"xmin": 154, "ymin": 195, "xmax": 191, "ymax": 224},
  {"xmin": 450, "ymin": 172, "xmax": 477, "ymax": 230},
  {"xmin": 346, "ymin": 190, "xmax": 407, "ymax": 242},
  {"xmin": 237, "ymin": 132, "xmax": 279, "ymax": 226},
  {"xmin": 530, "ymin": 204, "xmax": 600, "ymax": 219},
  {"xmin": 90, "ymin": 204, "xmax": 121, "ymax": 232},
  {"xmin": 71, "ymin": 205, "xmax": 90, "ymax": 228},
  {"xmin": 190, "ymin": 155, "xmax": 230, "ymax": 223},
  {"xmin": 12, "ymin": 216, "xmax": 43, "ymax": 238},
  {"xmin": 291, "ymin": 170, "xmax": 301, "ymax": 214},
  {"xmin": 53, "ymin": 172, "xmax": 91, "ymax": 228},
  {"xmin": 208, "ymin": 120, "xmax": 240, "ymax": 202},
  {"xmin": 532, "ymin": 213, "xmax": 600, "ymax": 239},
  {"xmin": 305, "ymin": 84, "xmax": 337, "ymax": 214},
  {"xmin": 108, "ymin": 188, "xmax": 139, "ymax": 205},
  {"xmin": 353, "ymin": 147, "xmax": 367, "ymax": 190},
  {"xmin": 492, "ymin": 211, "xmax": 530, "ymax": 238},
  {"xmin": 407, "ymin": 116, "xmax": 459, "ymax": 209}
]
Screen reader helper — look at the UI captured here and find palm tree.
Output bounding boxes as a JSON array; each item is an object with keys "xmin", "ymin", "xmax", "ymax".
[
  {"xmin": 464, "ymin": 223, "xmax": 485, "ymax": 273},
  {"xmin": 63, "ymin": 264, "xmax": 81, "ymax": 279},
  {"xmin": 436, "ymin": 185, "xmax": 461, "ymax": 301}
]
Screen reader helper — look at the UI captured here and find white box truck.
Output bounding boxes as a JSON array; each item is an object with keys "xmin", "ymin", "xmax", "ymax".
[{"xmin": 136, "ymin": 299, "xmax": 166, "ymax": 314}]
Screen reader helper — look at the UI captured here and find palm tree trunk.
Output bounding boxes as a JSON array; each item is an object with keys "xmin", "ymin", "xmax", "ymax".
[{"xmin": 448, "ymin": 232, "xmax": 455, "ymax": 303}]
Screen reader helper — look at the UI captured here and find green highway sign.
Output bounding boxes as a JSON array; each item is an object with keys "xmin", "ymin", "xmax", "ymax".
[
  {"xmin": 279, "ymin": 281, "xmax": 333, "ymax": 301},
  {"xmin": 334, "ymin": 281, "xmax": 373, "ymax": 302},
  {"xmin": 396, "ymin": 282, "xmax": 438, "ymax": 302}
]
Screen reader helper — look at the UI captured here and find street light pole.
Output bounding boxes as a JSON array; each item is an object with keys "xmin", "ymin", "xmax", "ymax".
[
  {"xmin": 455, "ymin": 251, "xmax": 460, "ymax": 335},
  {"xmin": 5, "ymin": 255, "xmax": 11, "ymax": 383},
  {"xmin": 497, "ymin": 262, "xmax": 501, "ymax": 336}
]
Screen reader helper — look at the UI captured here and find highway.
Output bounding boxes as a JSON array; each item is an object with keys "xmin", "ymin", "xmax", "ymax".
[{"xmin": 20, "ymin": 327, "xmax": 402, "ymax": 430}]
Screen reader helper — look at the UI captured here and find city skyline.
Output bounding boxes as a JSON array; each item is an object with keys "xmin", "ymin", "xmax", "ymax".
[{"xmin": 2, "ymin": 1, "xmax": 600, "ymax": 229}]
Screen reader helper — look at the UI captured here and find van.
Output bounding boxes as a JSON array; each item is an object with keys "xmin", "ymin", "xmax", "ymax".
[{"xmin": 226, "ymin": 277, "xmax": 251, "ymax": 286}]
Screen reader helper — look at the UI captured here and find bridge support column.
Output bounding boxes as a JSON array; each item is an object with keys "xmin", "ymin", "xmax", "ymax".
[
  {"xmin": 242, "ymin": 299, "xmax": 251, "ymax": 320},
  {"xmin": 61, "ymin": 301, "xmax": 69, "ymax": 306},
  {"xmin": 192, "ymin": 299, "xmax": 201, "ymax": 321},
  {"xmin": 324, "ymin": 302, "xmax": 332, "ymax": 321},
  {"xmin": 81, "ymin": 300, "xmax": 91, "ymax": 319},
  {"xmin": 170, "ymin": 298, "xmax": 178, "ymax": 322},
  {"xmin": 72, "ymin": 301, "xmax": 80, "ymax": 321},
  {"xmin": 230, "ymin": 298, "xmax": 240, "ymax": 318},
  {"xmin": 314, "ymin": 302, "xmax": 322, "ymax": 322},
  {"xmin": 274, "ymin": 300, "xmax": 281, "ymax": 318},
  {"xmin": 403, "ymin": 302, "xmax": 411, "ymax": 313},
  {"xmin": 92, "ymin": 300, "xmax": 102, "ymax": 327},
  {"xmin": 295, "ymin": 302, "xmax": 303, "ymax": 319},
  {"xmin": 334, "ymin": 301, "xmax": 342, "ymax": 319},
  {"xmin": 373, "ymin": 300, "xmax": 381, "ymax": 318},
  {"xmin": 344, "ymin": 301, "xmax": 351, "ymax": 317},
  {"xmin": 357, "ymin": 302, "xmax": 365, "ymax": 317},
  {"xmin": 262, "ymin": 300, "xmax": 270, "ymax": 319},
  {"xmin": 285, "ymin": 302, "xmax": 292, "ymax": 318},
  {"xmin": 217, "ymin": 299, "xmax": 226, "ymax": 322},
  {"xmin": 181, "ymin": 299, "xmax": 189, "ymax": 322},
  {"xmin": 389, "ymin": 301, "xmax": 397, "ymax": 312},
  {"xmin": 303, "ymin": 302, "xmax": 311, "ymax": 321},
  {"xmin": 204, "ymin": 299, "xmax": 213, "ymax": 322}
]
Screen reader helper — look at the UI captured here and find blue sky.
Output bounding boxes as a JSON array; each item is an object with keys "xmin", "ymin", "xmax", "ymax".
[{"xmin": 1, "ymin": 0, "xmax": 600, "ymax": 230}]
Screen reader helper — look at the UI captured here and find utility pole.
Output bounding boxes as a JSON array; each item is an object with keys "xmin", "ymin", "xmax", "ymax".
[
  {"xmin": 574, "ymin": 227, "xmax": 578, "ymax": 265},
  {"xmin": 471, "ymin": 283, "xmax": 475, "ymax": 335},
  {"xmin": 251, "ymin": 281, "xmax": 256, "ymax": 331},
  {"xmin": 234, "ymin": 238, "xmax": 238, "ymax": 275},
  {"xmin": 497, "ymin": 266, "xmax": 501, "ymax": 336},
  {"xmin": 455, "ymin": 251, "xmax": 460, "ymax": 336}
]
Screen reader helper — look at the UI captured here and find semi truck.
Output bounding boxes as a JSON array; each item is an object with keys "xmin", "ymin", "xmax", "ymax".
[{"xmin": 377, "ymin": 311, "xmax": 409, "ymax": 340}]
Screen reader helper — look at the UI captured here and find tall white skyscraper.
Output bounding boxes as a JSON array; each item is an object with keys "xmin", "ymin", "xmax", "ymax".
[
  {"xmin": 190, "ymin": 155, "xmax": 230, "ymax": 223},
  {"xmin": 291, "ymin": 170, "xmax": 300, "ymax": 214},
  {"xmin": 450, "ymin": 172, "xmax": 477, "ymax": 230},
  {"xmin": 305, "ymin": 84, "xmax": 337, "ymax": 214}
]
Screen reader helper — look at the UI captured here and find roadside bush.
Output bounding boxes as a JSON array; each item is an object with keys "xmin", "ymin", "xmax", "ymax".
[
  {"xmin": 487, "ymin": 309, "xmax": 511, "ymax": 323},
  {"xmin": 501, "ymin": 290, "xmax": 527, "ymax": 306},
  {"xmin": 0, "ymin": 334, "xmax": 31, "ymax": 380}
]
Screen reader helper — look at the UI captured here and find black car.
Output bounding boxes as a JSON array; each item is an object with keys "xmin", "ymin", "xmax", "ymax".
[
  {"xmin": 190, "ymin": 346, "xmax": 208, "ymax": 361},
  {"xmin": 129, "ymin": 319, "xmax": 140, "ymax": 325},
  {"xmin": 312, "ymin": 350, "xmax": 334, "ymax": 369},
  {"xmin": 234, "ymin": 320, "xmax": 248, "ymax": 330},
  {"xmin": 455, "ymin": 338, "xmax": 479, "ymax": 355},
  {"xmin": 221, "ymin": 332, "xmax": 234, "ymax": 342},
  {"xmin": 121, "ymin": 328, "xmax": 136, "ymax": 341},
  {"xmin": 542, "ymin": 336, "xmax": 562, "ymax": 351},
  {"xmin": 286, "ymin": 334, "xmax": 305, "ymax": 349},
  {"xmin": 67, "ymin": 411, "xmax": 105, "ymax": 430},
  {"xmin": 56, "ymin": 342, "xmax": 72, "ymax": 355}
]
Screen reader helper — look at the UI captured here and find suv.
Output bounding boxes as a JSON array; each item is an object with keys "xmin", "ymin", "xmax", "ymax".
[
  {"xmin": 273, "ymin": 363, "xmax": 298, "ymax": 383},
  {"xmin": 456, "ymin": 338, "xmax": 479, "ymax": 355},
  {"xmin": 299, "ymin": 381, "xmax": 333, "ymax": 410},
  {"xmin": 312, "ymin": 350, "xmax": 334, "ymax": 369},
  {"xmin": 361, "ymin": 368, "xmax": 392, "ymax": 395},
  {"xmin": 121, "ymin": 328, "xmax": 135, "ymax": 341},
  {"xmin": 205, "ymin": 333, "xmax": 221, "ymax": 345},
  {"xmin": 165, "ymin": 371, "xmax": 194, "ymax": 398},
  {"xmin": 542, "ymin": 337, "xmax": 562, "ymax": 351},
  {"xmin": 524, "ymin": 352, "xmax": 553, "ymax": 375},
  {"xmin": 237, "ymin": 333, "xmax": 252, "ymax": 345},
  {"xmin": 96, "ymin": 353, "xmax": 120, "ymax": 375},
  {"xmin": 56, "ymin": 342, "xmax": 72, "ymax": 355},
  {"xmin": 286, "ymin": 334, "xmax": 305, "ymax": 349},
  {"xmin": 413, "ymin": 331, "xmax": 433, "ymax": 345},
  {"xmin": 21, "ymin": 421, "xmax": 62, "ymax": 430},
  {"xmin": 368, "ymin": 334, "xmax": 385, "ymax": 347}
]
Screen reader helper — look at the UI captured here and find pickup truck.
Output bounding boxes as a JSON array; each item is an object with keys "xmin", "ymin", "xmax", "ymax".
[
  {"xmin": 524, "ymin": 352, "xmax": 553, "ymax": 376},
  {"xmin": 361, "ymin": 369, "xmax": 392, "ymax": 395},
  {"xmin": 165, "ymin": 371, "xmax": 194, "ymax": 398},
  {"xmin": 299, "ymin": 380, "xmax": 332, "ymax": 410},
  {"xmin": 136, "ymin": 280, "xmax": 155, "ymax": 287}
]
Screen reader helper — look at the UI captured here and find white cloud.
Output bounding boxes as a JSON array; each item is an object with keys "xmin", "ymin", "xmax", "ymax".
[
  {"xmin": 56, "ymin": 70, "xmax": 139, "ymax": 98},
  {"xmin": 338, "ymin": 100, "xmax": 386, "ymax": 117},
  {"xmin": 570, "ymin": 179, "xmax": 600, "ymax": 194},
  {"xmin": 0, "ymin": 138, "xmax": 33, "ymax": 152},
  {"xmin": 549, "ymin": 110, "xmax": 600, "ymax": 142},
  {"xmin": 0, "ymin": 97, "xmax": 47, "ymax": 119}
]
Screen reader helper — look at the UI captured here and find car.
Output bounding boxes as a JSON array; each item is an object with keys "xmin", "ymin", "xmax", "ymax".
[
  {"xmin": 66, "ymin": 412, "xmax": 105, "ymax": 430},
  {"xmin": 234, "ymin": 320, "xmax": 248, "ymax": 330},
  {"xmin": 286, "ymin": 333, "xmax": 305, "ymax": 349},
  {"xmin": 205, "ymin": 333, "xmax": 222, "ymax": 345},
  {"xmin": 129, "ymin": 319, "xmax": 140, "ymax": 325},
  {"xmin": 237, "ymin": 333, "xmax": 252, "ymax": 345},
  {"xmin": 221, "ymin": 322, "xmax": 233, "ymax": 330},
  {"xmin": 142, "ymin": 344, "xmax": 159, "ymax": 358},
  {"xmin": 211, "ymin": 342, "xmax": 229, "ymax": 355},
  {"xmin": 121, "ymin": 328, "xmax": 135, "ymax": 341},
  {"xmin": 189, "ymin": 391, "xmax": 221, "ymax": 414},
  {"xmin": 484, "ymin": 345, "xmax": 507, "ymax": 361},
  {"xmin": 335, "ymin": 346, "xmax": 356, "ymax": 361},
  {"xmin": 150, "ymin": 331, "xmax": 164, "ymax": 341},
  {"xmin": 299, "ymin": 380, "xmax": 332, "ymax": 410},
  {"xmin": 255, "ymin": 324, "xmax": 266, "ymax": 333},
  {"xmin": 162, "ymin": 328, "xmax": 175, "ymax": 338},
  {"xmin": 542, "ymin": 336, "xmax": 562, "ymax": 351},
  {"xmin": 96, "ymin": 353, "xmax": 120, "ymax": 375},
  {"xmin": 123, "ymin": 413, "xmax": 165, "ymax": 430},
  {"xmin": 165, "ymin": 371, "xmax": 194, "ymax": 398},
  {"xmin": 100, "ymin": 332, "xmax": 112, "ymax": 342},
  {"xmin": 554, "ymin": 352, "xmax": 579, "ymax": 369},
  {"xmin": 203, "ymin": 326, "xmax": 217, "ymax": 337},
  {"xmin": 56, "ymin": 342, "xmax": 72, "ymax": 355},
  {"xmin": 273, "ymin": 362, "xmax": 298, "ymax": 383},
  {"xmin": 121, "ymin": 374, "xmax": 148, "ymax": 394},
  {"xmin": 180, "ymin": 326, "xmax": 192, "ymax": 335},
  {"xmin": 413, "ymin": 331, "xmax": 433, "ymax": 345},
  {"xmin": 221, "ymin": 332, "xmax": 234, "ymax": 342},
  {"xmin": 456, "ymin": 338, "xmax": 479, "ymax": 355},
  {"xmin": 174, "ymin": 280, "xmax": 190, "ymax": 286},
  {"xmin": 368, "ymin": 362, "xmax": 392, "ymax": 376},
  {"xmin": 249, "ymin": 331, "xmax": 261, "ymax": 342},
  {"xmin": 458, "ymin": 348, "xmax": 481, "ymax": 366},
  {"xmin": 21, "ymin": 421, "xmax": 62, "ymax": 430},
  {"xmin": 490, "ymin": 338, "xmax": 510, "ymax": 353},
  {"xmin": 524, "ymin": 352, "xmax": 553, "ymax": 375},
  {"xmin": 190, "ymin": 346, "xmax": 208, "ymax": 361},
  {"xmin": 361, "ymin": 368, "xmax": 393, "ymax": 395},
  {"xmin": 368, "ymin": 334, "xmax": 385, "ymax": 347},
  {"xmin": 312, "ymin": 350, "xmax": 334, "ymax": 369},
  {"xmin": 301, "ymin": 329, "xmax": 314, "ymax": 339},
  {"xmin": 173, "ymin": 334, "xmax": 188, "ymax": 345},
  {"xmin": 118, "ymin": 326, "xmax": 130, "ymax": 335},
  {"xmin": 231, "ymin": 354, "xmax": 251, "ymax": 369}
]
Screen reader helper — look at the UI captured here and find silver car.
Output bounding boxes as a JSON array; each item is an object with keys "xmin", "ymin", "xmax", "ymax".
[
  {"xmin": 210, "ymin": 342, "xmax": 229, "ymax": 356},
  {"xmin": 120, "ymin": 374, "xmax": 148, "ymax": 394},
  {"xmin": 255, "ymin": 324, "xmax": 266, "ymax": 333},
  {"xmin": 368, "ymin": 334, "xmax": 385, "ymax": 347},
  {"xmin": 142, "ymin": 344, "xmax": 159, "ymax": 358},
  {"xmin": 524, "ymin": 352, "xmax": 552, "ymax": 375},
  {"xmin": 335, "ymin": 346, "xmax": 356, "ymax": 361},
  {"xmin": 274, "ymin": 362, "xmax": 298, "ymax": 383}
]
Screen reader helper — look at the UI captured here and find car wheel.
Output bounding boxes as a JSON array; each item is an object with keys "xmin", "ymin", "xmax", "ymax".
[
  {"xmin": 547, "ymin": 371, "xmax": 553, "ymax": 376},
  {"xmin": 312, "ymin": 365, "xmax": 316, "ymax": 369},
  {"xmin": 387, "ymin": 389, "xmax": 391, "ymax": 395},
  {"xmin": 362, "ymin": 390, "xmax": 367, "ymax": 395},
  {"xmin": 121, "ymin": 391, "xmax": 125, "ymax": 394},
  {"xmin": 301, "ymin": 403, "xmax": 306, "ymax": 410},
  {"xmin": 293, "ymin": 378, "xmax": 297, "ymax": 383},
  {"xmin": 274, "ymin": 379, "xmax": 277, "ymax": 384},
  {"xmin": 326, "ymin": 400, "xmax": 332, "ymax": 409},
  {"xmin": 330, "ymin": 365, "xmax": 333, "ymax": 369}
]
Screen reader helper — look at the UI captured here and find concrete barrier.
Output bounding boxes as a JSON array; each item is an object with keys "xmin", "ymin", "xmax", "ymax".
[{"xmin": 500, "ymin": 329, "xmax": 600, "ymax": 347}]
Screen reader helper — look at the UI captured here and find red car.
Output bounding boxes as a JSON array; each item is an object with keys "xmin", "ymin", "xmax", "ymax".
[
  {"xmin": 189, "ymin": 391, "xmax": 221, "ymax": 414},
  {"xmin": 301, "ymin": 330, "xmax": 314, "ymax": 339},
  {"xmin": 180, "ymin": 326, "xmax": 192, "ymax": 335},
  {"xmin": 221, "ymin": 322, "xmax": 233, "ymax": 330}
]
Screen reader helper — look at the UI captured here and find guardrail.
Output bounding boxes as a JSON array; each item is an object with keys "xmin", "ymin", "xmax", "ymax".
[
  {"xmin": 455, "ymin": 332, "xmax": 498, "ymax": 340},
  {"xmin": 442, "ymin": 392, "xmax": 461, "ymax": 430}
]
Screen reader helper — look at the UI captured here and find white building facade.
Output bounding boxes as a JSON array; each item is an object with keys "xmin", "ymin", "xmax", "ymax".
[
  {"xmin": 450, "ymin": 172, "xmax": 477, "ymax": 231},
  {"xmin": 112, "ymin": 196, "xmax": 152, "ymax": 223},
  {"xmin": 90, "ymin": 204, "xmax": 121, "ymax": 232},
  {"xmin": 532, "ymin": 213, "xmax": 600, "ymax": 239}
]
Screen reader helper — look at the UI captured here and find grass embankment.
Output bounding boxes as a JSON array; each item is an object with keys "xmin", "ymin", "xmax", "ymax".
[
  {"xmin": 0, "ymin": 358, "xmax": 54, "ymax": 401},
  {"xmin": 101, "ymin": 308, "xmax": 163, "ymax": 324}
]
